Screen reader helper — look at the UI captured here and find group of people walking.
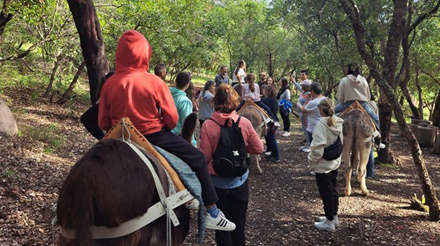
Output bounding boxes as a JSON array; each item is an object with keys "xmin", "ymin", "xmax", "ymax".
[{"xmin": 81, "ymin": 30, "xmax": 384, "ymax": 245}]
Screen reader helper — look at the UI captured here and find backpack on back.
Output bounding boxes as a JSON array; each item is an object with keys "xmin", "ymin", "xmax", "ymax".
[{"xmin": 210, "ymin": 117, "xmax": 248, "ymax": 177}]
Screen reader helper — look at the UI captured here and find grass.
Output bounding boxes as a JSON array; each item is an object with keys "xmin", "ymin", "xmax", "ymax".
[
  {"xmin": 24, "ymin": 123, "xmax": 67, "ymax": 153},
  {"xmin": 191, "ymin": 74, "xmax": 215, "ymax": 87}
]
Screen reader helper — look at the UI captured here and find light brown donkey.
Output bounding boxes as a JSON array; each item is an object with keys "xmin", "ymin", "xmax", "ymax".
[
  {"xmin": 341, "ymin": 108, "xmax": 374, "ymax": 196},
  {"xmin": 239, "ymin": 105, "xmax": 269, "ymax": 174}
]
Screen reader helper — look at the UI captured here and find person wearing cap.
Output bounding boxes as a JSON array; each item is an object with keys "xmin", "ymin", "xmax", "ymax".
[
  {"xmin": 308, "ymin": 98, "xmax": 344, "ymax": 233},
  {"xmin": 335, "ymin": 64, "xmax": 384, "ymax": 148}
]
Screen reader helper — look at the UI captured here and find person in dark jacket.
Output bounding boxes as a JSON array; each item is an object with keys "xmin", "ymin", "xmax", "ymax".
[
  {"xmin": 80, "ymin": 71, "xmax": 115, "ymax": 140},
  {"xmin": 261, "ymin": 85, "xmax": 280, "ymax": 162}
]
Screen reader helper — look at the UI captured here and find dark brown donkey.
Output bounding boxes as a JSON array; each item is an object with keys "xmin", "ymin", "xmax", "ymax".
[{"xmin": 56, "ymin": 114, "xmax": 199, "ymax": 246}]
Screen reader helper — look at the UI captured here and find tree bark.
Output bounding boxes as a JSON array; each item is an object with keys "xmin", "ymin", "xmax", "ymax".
[
  {"xmin": 58, "ymin": 61, "xmax": 86, "ymax": 104},
  {"xmin": 414, "ymin": 63, "xmax": 424, "ymax": 119},
  {"xmin": 339, "ymin": 0, "xmax": 440, "ymax": 221},
  {"xmin": 44, "ymin": 55, "xmax": 63, "ymax": 98},
  {"xmin": 0, "ymin": 0, "xmax": 13, "ymax": 38},
  {"xmin": 432, "ymin": 88, "xmax": 440, "ymax": 127},
  {"xmin": 378, "ymin": 93, "xmax": 394, "ymax": 163},
  {"xmin": 67, "ymin": 0, "xmax": 108, "ymax": 105}
]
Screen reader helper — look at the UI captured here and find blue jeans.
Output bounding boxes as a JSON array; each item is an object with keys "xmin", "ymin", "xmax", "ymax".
[
  {"xmin": 366, "ymin": 147, "xmax": 374, "ymax": 177},
  {"xmin": 306, "ymin": 131, "xmax": 313, "ymax": 147},
  {"xmin": 335, "ymin": 101, "xmax": 380, "ymax": 129},
  {"xmin": 265, "ymin": 127, "xmax": 279, "ymax": 160}
]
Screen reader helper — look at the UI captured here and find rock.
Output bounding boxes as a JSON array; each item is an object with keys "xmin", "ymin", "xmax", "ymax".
[{"xmin": 0, "ymin": 96, "xmax": 18, "ymax": 136}]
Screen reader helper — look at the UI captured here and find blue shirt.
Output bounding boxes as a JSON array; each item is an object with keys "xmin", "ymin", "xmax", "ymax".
[
  {"xmin": 211, "ymin": 170, "xmax": 249, "ymax": 189},
  {"xmin": 215, "ymin": 73, "xmax": 229, "ymax": 88}
]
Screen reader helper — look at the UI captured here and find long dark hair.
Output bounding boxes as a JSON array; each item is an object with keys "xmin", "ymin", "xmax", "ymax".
[
  {"xmin": 201, "ymin": 80, "xmax": 215, "ymax": 101},
  {"xmin": 347, "ymin": 63, "xmax": 360, "ymax": 77},
  {"xmin": 245, "ymin": 73, "xmax": 255, "ymax": 92},
  {"xmin": 234, "ymin": 60, "xmax": 246, "ymax": 75},
  {"xmin": 280, "ymin": 78, "xmax": 289, "ymax": 88}
]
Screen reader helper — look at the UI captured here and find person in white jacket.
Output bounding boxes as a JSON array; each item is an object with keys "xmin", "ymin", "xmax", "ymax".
[
  {"xmin": 335, "ymin": 64, "xmax": 384, "ymax": 148},
  {"xmin": 308, "ymin": 98, "xmax": 344, "ymax": 233}
]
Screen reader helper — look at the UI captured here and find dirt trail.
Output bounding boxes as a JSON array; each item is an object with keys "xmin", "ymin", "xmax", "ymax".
[{"xmin": 0, "ymin": 88, "xmax": 439, "ymax": 245}]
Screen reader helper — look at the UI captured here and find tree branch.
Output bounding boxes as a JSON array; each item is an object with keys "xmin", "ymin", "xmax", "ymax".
[{"xmin": 408, "ymin": 0, "xmax": 440, "ymax": 34}]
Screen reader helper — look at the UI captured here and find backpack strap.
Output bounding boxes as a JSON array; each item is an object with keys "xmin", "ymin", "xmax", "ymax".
[
  {"xmin": 208, "ymin": 117, "xmax": 241, "ymax": 127},
  {"xmin": 232, "ymin": 116, "xmax": 242, "ymax": 127}
]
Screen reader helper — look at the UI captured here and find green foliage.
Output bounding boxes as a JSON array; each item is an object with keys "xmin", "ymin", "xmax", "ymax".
[{"xmin": 24, "ymin": 123, "xmax": 66, "ymax": 153}]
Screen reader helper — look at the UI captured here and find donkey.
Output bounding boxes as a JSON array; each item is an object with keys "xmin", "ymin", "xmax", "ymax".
[
  {"xmin": 56, "ymin": 114, "xmax": 199, "ymax": 246},
  {"xmin": 239, "ymin": 106, "xmax": 269, "ymax": 174},
  {"xmin": 341, "ymin": 109, "xmax": 374, "ymax": 196}
]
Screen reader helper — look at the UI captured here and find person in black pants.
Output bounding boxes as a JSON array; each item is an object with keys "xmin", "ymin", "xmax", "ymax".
[
  {"xmin": 308, "ymin": 98, "xmax": 344, "ymax": 232},
  {"xmin": 277, "ymin": 78, "xmax": 291, "ymax": 137},
  {"xmin": 80, "ymin": 71, "xmax": 115, "ymax": 140},
  {"xmin": 261, "ymin": 85, "xmax": 280, "ymax": 162}
]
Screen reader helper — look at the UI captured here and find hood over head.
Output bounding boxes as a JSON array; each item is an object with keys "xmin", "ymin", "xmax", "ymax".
[
  {"xmin": 115, "ymin": 30, "xmax": 152, "ymax": 71},
  {"xmin": 347, "ymin": 74, "xmax": 367, "ymax": 86}
]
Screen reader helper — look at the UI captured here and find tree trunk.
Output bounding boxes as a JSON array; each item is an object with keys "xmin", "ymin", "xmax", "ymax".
[
  {"xmin": 58, "ymin": 61, "xmax": 86, "ymax": 104},
  {"xmin": 339, "ymin": 0, "xmax": 440, "ymax": 221},
  {"xmin": 67, "ymin": 0, "xmax": 108, "ymax": 105},
  {"xmin": 44, "ymin": 55, "xmax": 63, "ymax": 98},
  {"xmin": 400, "ymin": 82, "xmax": 421, "ymax": 119},
  {"xmin": 0, "ymin": 0, "xmax": 13, "ymax": 39},
  {"xmin": 378, "ymin": 93, "xmax": 395, "ymax": 163},
  {"xmin": 414, "ymin": 63, "xmax": 424, "ymax": 119},
  {"xmin": 432, "ymin": 88, "xmax": 440, "ymax": 128}
]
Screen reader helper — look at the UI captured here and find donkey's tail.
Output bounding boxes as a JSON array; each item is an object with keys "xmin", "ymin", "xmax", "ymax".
[
  {"xmin": 351, "ymin": 123, "xmax": 358, "ymax": 171},
  {"xmin": 181, "ymin": 113, "xmax": 197, "ymax": 143}
]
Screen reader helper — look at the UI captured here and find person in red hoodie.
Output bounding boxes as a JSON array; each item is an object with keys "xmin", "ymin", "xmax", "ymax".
[
  {"xmin": 98, "ymin": 30, "xmax": 235, "ymax": 231},
  {"xmin": 200, "ymin": 84, "xmax": 264, "ymax": 246}
]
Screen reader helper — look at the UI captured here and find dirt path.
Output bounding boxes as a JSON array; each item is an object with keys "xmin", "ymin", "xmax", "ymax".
[{"xmin": 0, "ymin": 88, "xmax": 439, "ymax": 245}]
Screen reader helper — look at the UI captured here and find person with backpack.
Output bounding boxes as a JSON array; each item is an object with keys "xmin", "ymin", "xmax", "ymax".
[
  {"xmin": 308, "ymin": 98, "xmax": 344, "ymax": 232},
  {"xmin": 200, "ymin": 84, "xmax": 263, "ymax": 246}
]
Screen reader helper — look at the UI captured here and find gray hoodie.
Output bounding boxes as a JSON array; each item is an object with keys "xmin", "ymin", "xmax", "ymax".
[
  {"xmin": 336, "ymin": 75, "xmax": 370, "ymax": 104},
  {"xmin": 308, "ymin": 116, "xmax": 344, "ymax": 173}
]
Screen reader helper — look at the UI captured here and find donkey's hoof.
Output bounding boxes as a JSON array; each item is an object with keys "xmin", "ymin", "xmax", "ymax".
[
  {"xmin": 344, "ymin": 190, "xmax": 351, "ymax": 196},
  {"xmin": 361, "ymin": 190, "xmax": 369, "ymax": 196}
]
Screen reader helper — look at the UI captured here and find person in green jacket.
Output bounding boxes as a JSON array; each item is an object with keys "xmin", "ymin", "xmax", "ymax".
[{"xmin": 170, "ymin": 72, "xmax": 197, "ymax": 146}]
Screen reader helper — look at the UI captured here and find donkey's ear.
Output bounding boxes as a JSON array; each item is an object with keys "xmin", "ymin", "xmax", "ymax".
[{"xmin": 181, "ymin": 113, "xmax": 197, "ymax": 143}]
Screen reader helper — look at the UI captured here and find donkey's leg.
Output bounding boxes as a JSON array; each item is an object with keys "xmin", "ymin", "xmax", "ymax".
[
  {"xmin": 358, "ymin": 141, "xmax": 372, "ymax": 195},
  {"xmin": 343, "ymin": 136, "xmax": 353, "ymax": 196},
  {"xmin": 253, "ymin": 154, "xmax": 263, "ymax": 174}
]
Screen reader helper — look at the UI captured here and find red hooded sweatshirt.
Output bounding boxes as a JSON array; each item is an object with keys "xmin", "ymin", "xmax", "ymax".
[{"xmin": 98, "ymin": 30, "xmax": 178, "ymax": 135}]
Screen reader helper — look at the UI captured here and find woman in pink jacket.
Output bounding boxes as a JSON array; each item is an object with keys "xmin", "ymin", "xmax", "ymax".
[{"xmin": 200, "ymin": 84, "xmax": 263, "ymax": 246}]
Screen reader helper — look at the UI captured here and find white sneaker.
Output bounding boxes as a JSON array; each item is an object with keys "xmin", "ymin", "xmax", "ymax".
[
  {"xmin": 205, "ymin": 211, "xmax": 236, "ymax": 231},
  {"xmin": 264, "ymin": 151, "xmax": 272, "ymax": 157},
  {"xmin": 301, "ymin": 147, "xmax": 311, "ymax": 153},
  {"xmin": 274, "ymin": 121, "xmax": 281, "ymax": 127},
  {"xmin": 318, "ymin": 215, "xmax": 339, "ymax": 226},
  {"xmin": 310, "ymin": 171, "xmax": 315, "ymax": 175},
  {"xmin": 282, "ymin": 131, "xmax": 291, "ymax": 137},
  {"xmin": 314, "ymin": 218, "xmax": 335, "ymax": 232},
  {"xmin": 378, "ymin": 143, "xmax": 386, "ymax": 149},
  {"xmin": 298, "ymin": 146, "xmax": 306, "ymax": 151}
]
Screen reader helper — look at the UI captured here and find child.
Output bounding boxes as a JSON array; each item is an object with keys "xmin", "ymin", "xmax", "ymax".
[{"xmin": 308, "ymin": 98, "xmax": 344, "ymax": 232}]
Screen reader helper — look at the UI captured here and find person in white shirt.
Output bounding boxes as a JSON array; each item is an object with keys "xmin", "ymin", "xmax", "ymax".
[
  {"xmin": 298, "ymin": 82, "xmax": 326, "ymax": 153},
  {"xmin": 238, "ymin": 73, "xmax": 278, "ymax": 123},
  {"xmin": 232, "ymin": 60, "xmax": 246, "ymax": 87}
]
